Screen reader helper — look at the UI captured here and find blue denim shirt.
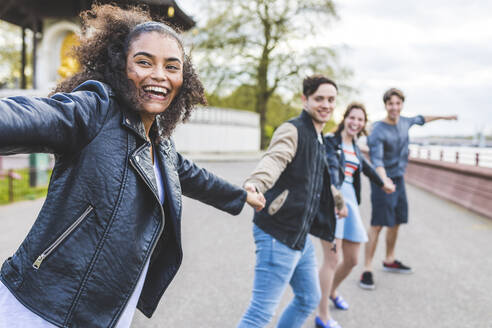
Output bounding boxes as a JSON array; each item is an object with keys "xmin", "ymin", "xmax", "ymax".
[{"xmin": 367, "ymin": 115, "xmax": 425, "ymax": 178}]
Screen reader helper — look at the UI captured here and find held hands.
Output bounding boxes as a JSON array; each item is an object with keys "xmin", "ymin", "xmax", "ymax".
[
  {"xmin": 382, "ymin": 178, "xmax": 396, "ymax": 194},
  {"xmin": 244, "ymin": 183, "xmax": 266, "ymax": 212},
  {"xmin": 330, "ymin": 185, "xmax": 348, "ymax": 219},
  {"xmin": 336, "ymin": 204, "xmax": 348, "ymax": 219}
]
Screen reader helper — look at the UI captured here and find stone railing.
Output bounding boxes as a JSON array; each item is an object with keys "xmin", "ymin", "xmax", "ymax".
[
  {"xmin": 405, "ymin": 158, "xmax": 492, "ymax": 219},
  {"xmin": 173, "ymin": 106, "xmax": 260, "ymax": 153}
]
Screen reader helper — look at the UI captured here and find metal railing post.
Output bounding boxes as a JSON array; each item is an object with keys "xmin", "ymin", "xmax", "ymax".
[
  {"xmin": 8, "ymin": 169, "xmax": 14, "ymax": 202},
  {"xmin": 475, "ymin": 153, "xmax": 480, "ymax": 167}
]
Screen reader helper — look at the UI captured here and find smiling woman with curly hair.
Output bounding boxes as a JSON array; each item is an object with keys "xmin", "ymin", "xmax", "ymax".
[
  {"xmin": 53, "ymin": 4, "xmax": 206, "ymax": 139},
  {"xmin": 0, "ymin": 4, "xmax": 264, "ymax": 328}
]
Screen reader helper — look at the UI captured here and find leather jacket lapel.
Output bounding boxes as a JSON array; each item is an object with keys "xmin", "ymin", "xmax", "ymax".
[{"xmin": 156, "ymin": 139, "xmax": 182, "ymax": 220}]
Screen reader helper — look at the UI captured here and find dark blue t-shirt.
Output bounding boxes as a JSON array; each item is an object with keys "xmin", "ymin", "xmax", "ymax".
[{"xmin": 367, "ymin": 115, "xmax": 425, "ymax": 178}]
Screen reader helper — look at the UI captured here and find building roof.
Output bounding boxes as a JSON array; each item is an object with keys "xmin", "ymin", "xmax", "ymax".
[{"xmin": 0, "ymin": 0, "xmax": 195, "ymax": 31}]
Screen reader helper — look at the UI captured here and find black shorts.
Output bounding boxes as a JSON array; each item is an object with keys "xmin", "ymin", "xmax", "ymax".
[{"xmin": 370, "ymin": 176, "xmax": 408, "ymax": 227}]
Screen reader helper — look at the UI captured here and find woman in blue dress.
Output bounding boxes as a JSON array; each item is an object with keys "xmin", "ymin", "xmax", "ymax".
[{"xmin": 316, "ymin": 102, "xmax": 395, "ymax": 328}]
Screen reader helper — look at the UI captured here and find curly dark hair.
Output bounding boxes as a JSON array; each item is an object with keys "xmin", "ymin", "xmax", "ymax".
[
  {"xmin": 53, "ymin": 4, "xmax": 207, "ymax": 140},
  {"xmin": 334, "ymin": 101, "xmax": 368, "ymax": 137}
]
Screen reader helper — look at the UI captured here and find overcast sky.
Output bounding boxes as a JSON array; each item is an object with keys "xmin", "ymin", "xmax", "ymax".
[{"xmin": 178, "ymin": 0, "xmax": 492, "ymax": 137}]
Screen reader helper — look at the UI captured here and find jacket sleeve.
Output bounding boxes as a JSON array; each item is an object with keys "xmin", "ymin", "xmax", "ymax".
[
  {"xmin": 361, "ymin": 156, "xmax": 384, "ymax": 187},
  {"xmin": 0, "ymin": 81, "xmax": 112, "ymax": 156},
  {"xmin": 324, "ymin": 136, "xmax": 343, "ymax": 189},
  {"xmin": 323, "ymin": 136, "xmax": 345, "ymax": 210},
  {"xmin": 244, "ymin": 122, "xmax": 297, "ymax": 193},
  {"xmin": 175, "ymin": 152, "xmax": 247, "ymax": 215}
]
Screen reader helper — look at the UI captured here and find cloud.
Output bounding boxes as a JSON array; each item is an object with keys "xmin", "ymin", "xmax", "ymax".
[
  {"xmin": 327, "ymin": 0, "xmax": 492, "ymax": 136},
  {"xmin": 179, "ymin": 0, "xmax": 492, "ymax": 136}
]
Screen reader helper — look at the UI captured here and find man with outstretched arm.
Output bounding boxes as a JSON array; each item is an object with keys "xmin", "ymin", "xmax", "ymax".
[{"xmin": 359, "ymin": 87, "xmax": 457, "ymax": 290}]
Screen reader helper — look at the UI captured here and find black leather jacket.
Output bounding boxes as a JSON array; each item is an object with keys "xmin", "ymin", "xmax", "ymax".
[
  {"xmin": 324, "ymin": 133, "xmax": 384, "ymax": 204},
  {"xmin": 0, "ymin": 81, "xmax": 247, "ymax": 327},
  {"xmin": 254, "ymin": 111, "xmax": 336, "ymax": 250}
]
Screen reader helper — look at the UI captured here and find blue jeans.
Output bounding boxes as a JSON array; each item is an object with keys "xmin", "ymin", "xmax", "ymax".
[{"xmin": 238, "ymin": 225, "xmax": 321, "ymax": 328}]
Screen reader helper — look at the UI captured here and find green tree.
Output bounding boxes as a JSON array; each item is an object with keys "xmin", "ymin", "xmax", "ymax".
[
  {"xmin": 0, "ymin": 20, "xmax": 33, "ymax": 89},
  {"xmin": 194, "ymin": 0, "xmax": 351, "ymax": 148},
  {"xmin": 207, "ymin": 83, "xmax": 340, "ymax": 144},
  {"xmin": 207, "ymin": 84, "xmax": 299, "ymax": 141}
]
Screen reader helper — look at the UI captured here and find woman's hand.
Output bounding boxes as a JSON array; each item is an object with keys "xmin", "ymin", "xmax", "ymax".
[
  {"xmin": 244, "ymin": 183, "xmax": 266, "ymax": 211},
  {"xmin": 336, "ymin": 204, "xmax": 348, "ymax": 219},
  {"xmin": 330, "ymin": 185, "xmax": 348, "ymax": 218}
]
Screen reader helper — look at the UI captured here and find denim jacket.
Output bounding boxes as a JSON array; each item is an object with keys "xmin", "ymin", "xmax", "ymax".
[
  {"xmin": 324, "ymin": 133, "xmax": 384, "ymax": 204},
  {"xmin": 0, "ymin": 80, "xmax": 247, "ymax": 327}
]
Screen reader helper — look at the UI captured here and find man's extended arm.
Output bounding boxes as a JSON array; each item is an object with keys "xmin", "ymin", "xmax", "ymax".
[
  {"xmin": 244, "ymin": 123, "xmax": 298, "ymax": 193},
  {"xmin": 423, "ymin": 115, "xmax": 458, "ymax": 123}
]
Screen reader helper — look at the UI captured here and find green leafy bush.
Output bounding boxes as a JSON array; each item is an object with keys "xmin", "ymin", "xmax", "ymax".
[{"xmin": 0, "ymin": 169, "xmax": 51, "ymax": 205}]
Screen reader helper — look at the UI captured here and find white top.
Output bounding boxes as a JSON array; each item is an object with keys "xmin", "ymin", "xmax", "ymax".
[{"xmin": 0, "ymin": 153, "xmax": 166, "ymax": 328}]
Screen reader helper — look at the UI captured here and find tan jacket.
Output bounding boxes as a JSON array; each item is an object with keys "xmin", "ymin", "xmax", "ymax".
[
  {"xmin": 245, "ymin": 122, "xmax": 344, "ymax": 210},
  {"xmin": 245, "ymin": 122, "xmax": 297, "ymax": 194}
]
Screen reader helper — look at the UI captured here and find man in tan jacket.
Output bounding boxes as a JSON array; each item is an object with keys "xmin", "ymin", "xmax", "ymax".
[{"xmin": 238, "ymin": 75, "xmax": 345, "ymax": 328}]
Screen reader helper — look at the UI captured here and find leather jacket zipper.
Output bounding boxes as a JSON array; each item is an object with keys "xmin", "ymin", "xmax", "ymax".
[
  {"xmin": 129, "ymin": 154, "xmax": 165, "ymax": 266},
  {"xmin": 33, "ymin": 205, "xmax": 94, "ymax": 270}
]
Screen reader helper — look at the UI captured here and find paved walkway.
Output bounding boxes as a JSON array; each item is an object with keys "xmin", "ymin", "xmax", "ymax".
[{"xmin": 1, "ymin": 160, "xmax": 491, "ymax": 328}]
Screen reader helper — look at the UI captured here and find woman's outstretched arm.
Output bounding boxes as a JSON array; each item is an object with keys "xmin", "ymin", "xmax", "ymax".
[{"xmin": 0, "ymin": 81, "xmax": 111, "ymax": 156}]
